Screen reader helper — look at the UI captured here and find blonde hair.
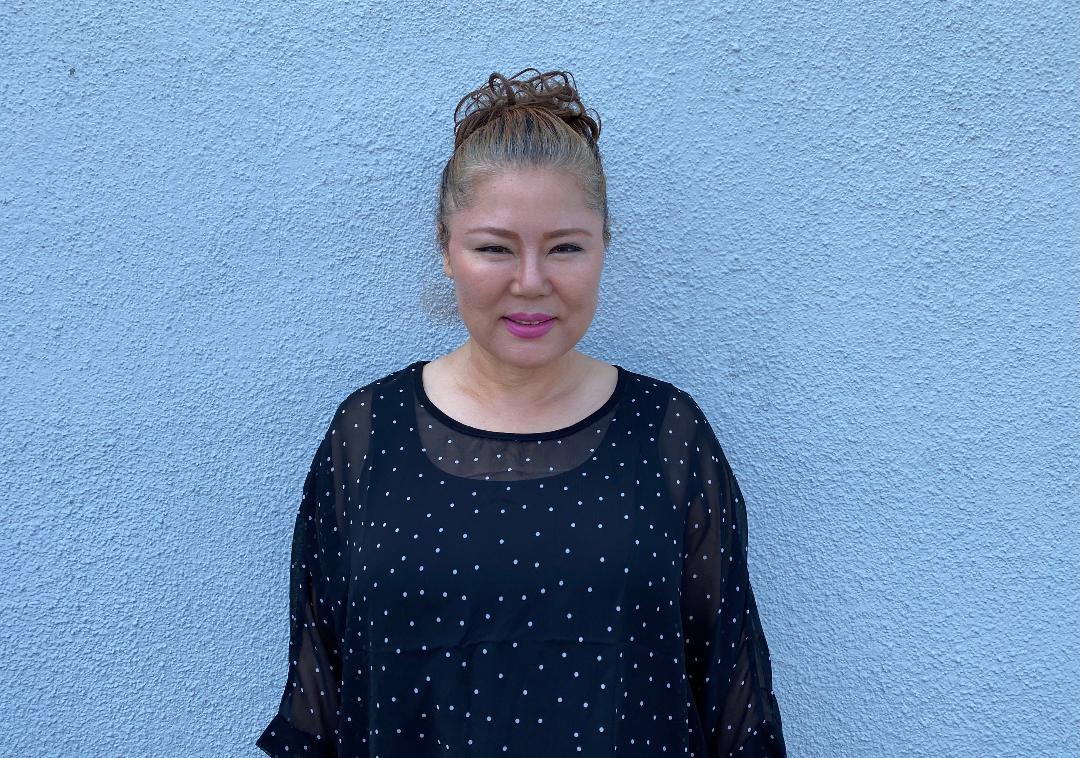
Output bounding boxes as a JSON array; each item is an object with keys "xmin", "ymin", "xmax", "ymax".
[{"xmin": 434, "ymin": 68, "xmax": 610, "ymax": 255}]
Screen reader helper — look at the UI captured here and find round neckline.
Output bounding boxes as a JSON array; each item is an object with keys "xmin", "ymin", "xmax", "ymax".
[{"xmin": 412, "ymin": 359, "xmax": 626, "ymax": 441}]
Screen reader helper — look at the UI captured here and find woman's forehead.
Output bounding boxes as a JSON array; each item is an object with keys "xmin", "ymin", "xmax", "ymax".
[{"xmin": 465, "ymin": 170, "xmax": 592, "ymax": 213}]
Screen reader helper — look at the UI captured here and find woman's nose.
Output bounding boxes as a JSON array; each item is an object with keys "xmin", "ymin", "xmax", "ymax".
[{"xmin": 512, "ymin": 251, "xmax": 550, "ymax": 292}]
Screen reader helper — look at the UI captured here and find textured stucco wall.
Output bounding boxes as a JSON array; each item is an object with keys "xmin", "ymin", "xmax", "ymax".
[{"xmin": 2, "ymin": 1, "xmax": 1078, "ymax": 756}]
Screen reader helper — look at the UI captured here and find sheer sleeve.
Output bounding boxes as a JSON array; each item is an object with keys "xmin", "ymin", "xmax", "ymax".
[
  {"xmin": 678, "ymin": 394, "xmax": 787, "ymax": 757},
  {"xmin": 257, "ymin": 418, "xmax": 348, "ymax": 757}
]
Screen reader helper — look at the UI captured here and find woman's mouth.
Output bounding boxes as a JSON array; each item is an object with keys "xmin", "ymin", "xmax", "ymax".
[
  {"xmin": 505, "ymin": 312, "xmax": 555, "ymax": 324},
  {"xmin": 503, "ymin": 316, "xmax": 556, "ymax": 338}
]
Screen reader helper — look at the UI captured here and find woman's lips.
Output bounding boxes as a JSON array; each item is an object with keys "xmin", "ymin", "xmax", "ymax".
[
  {"xmin": 503, "ymin": 316, "xmax": 556, "ymax": 338},
  {"xmin": 505, "ymin": 312, "xmax": 554, "ymax": 323}
]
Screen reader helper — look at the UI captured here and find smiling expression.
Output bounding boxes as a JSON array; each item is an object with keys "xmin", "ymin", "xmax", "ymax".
[{"xmin": 441, "ymin": 166, "xmax": 607, "ymax": 368}]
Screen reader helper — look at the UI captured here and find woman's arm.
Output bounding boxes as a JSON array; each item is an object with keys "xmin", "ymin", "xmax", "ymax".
[
  {"xmin": 257, "ymin": 424, "xmax": 347, "ymax": 757},
  {"xmin": 680, "ymin": 394, "xmax": 787, "ymax": 757}
]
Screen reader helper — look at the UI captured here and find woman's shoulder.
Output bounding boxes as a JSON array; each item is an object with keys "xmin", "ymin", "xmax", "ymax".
[
  {"xmin": 620, "ymin": 365, "xmax": 722, "ymax": 457},
  {"xmin": 319, "ymin": 359, "xmax": 423, "ymax": 437},
  {"xmin": 620, "ymin": 364, "xmax": 702, "ymax": 415},
  {"xmin": 339, "ymin": 359, "xmax": 418, "ymax": 405}
]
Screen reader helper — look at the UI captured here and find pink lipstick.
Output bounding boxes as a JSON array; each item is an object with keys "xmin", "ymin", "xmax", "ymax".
[{"xmin": 503, "ymin": 312, "xmax": 555, "ymax": 339}]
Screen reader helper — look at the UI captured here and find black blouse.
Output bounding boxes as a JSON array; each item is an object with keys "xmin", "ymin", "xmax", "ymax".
[{"xmin": 256, "ymin": 360, "xmax": 786, "ymax": 756}]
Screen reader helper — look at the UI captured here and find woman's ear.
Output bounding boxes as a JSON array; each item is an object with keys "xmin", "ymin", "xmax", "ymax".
[{"xmin": 437, "ymin": 222, "xmax": 453, "ymax": 278}]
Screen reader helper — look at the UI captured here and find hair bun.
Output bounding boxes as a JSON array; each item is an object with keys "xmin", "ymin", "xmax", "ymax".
[{"xmin": 452, "ymin": 68, "xmax": 601, "ymax": 150}]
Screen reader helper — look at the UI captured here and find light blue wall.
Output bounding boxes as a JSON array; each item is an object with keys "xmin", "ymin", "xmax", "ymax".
[{"xmin": 2, "ymin": 1, "xmax": 1077, "ymax": 755}]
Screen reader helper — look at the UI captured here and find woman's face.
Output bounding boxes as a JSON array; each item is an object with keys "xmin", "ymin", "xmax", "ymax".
[{"xmin": 442, "ymin": 166, "xmax": 606, "ymax": 370}]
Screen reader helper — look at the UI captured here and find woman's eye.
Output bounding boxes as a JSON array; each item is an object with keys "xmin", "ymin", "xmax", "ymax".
[{"xmin": 475, "ymin": 244, "xmax": 582, "ymax": 254}]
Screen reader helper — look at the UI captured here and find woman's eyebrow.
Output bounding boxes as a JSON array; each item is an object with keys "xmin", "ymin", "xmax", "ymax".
[{"xmin": 465, "ymin": 226, "xmax": 593, "ymax": 238}]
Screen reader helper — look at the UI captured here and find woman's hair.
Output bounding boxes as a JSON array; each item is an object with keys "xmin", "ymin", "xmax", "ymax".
[{"xmin": 435, "ymin": 68, "xmax": 610, "ymax": 254}]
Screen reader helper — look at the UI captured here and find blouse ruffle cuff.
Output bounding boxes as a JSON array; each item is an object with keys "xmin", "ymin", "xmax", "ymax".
[{"xmin": 256, "ymin": 713, "xmax": 336, "ymax": 757}]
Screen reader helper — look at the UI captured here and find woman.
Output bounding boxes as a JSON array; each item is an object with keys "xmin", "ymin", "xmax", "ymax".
[{"xmin": 256, "ymin": 68, "xmax": 787, "ymax": 757}]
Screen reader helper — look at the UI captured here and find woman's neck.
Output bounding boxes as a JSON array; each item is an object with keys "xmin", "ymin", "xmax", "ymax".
[{"xmin": 444, "ymin": 343, "xmax": 595, "ymax": 412}]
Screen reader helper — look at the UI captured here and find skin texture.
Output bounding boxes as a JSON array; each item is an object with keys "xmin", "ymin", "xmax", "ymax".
[{"xmin": 430, "ymin": 166, "xmax": 614, "ymax": 428}]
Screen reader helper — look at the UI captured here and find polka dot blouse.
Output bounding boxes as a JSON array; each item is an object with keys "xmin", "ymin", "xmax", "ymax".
[{"xmin": 256, "ymin": 360, "xmax": 787, "ymax": 756}]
